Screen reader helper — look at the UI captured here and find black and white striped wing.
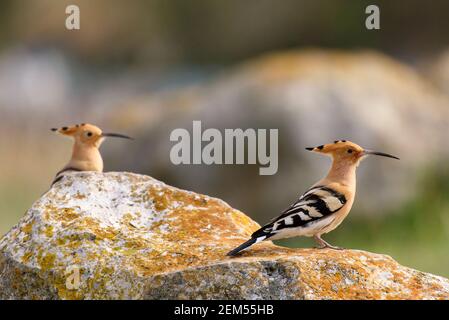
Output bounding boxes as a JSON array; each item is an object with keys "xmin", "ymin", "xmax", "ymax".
[
  {"xmin": 251, "ymin": 186, "xmax": 347, "ymax": 241},
  {"xmin": 51, "ymin": 167, "xmax": 81, "ymax": 186}
]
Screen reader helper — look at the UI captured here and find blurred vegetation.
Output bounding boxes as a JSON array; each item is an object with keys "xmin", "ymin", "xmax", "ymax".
[
  {"xmin": 277, "ymin": 166, "xmax": 449, "ymax": 277},
  {"xmin": 0, "ymin": 0, "xmax": 448, "ymax": 65}
]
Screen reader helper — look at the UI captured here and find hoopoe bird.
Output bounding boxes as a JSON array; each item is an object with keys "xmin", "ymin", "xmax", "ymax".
[
  {"xmin": 227, "ymin": 140, "xmax": 399, "ymax": 256},
  {"xmin": 50, "ymin": 123, "xmax": 132, "ymax": 185}
]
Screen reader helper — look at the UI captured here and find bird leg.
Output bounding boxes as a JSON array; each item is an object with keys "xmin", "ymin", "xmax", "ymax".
[{"xmin": 313, "ymin": 235, "xmax": 343, "ymax": 250}]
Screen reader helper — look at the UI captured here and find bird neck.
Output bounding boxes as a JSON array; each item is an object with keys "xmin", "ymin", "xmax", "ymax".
[
  {"xmin": 70, "ymin": 141, "xmax": 103, "ymax": 171},
  {"xmin": 324, "ymin": 159, "xmax": 357, "ymax": 187}
]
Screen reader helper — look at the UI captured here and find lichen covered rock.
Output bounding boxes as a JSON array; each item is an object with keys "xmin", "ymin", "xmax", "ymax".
[{"xmin": 0, "ymin": 172, "xmax": 448, "ymax": 299}]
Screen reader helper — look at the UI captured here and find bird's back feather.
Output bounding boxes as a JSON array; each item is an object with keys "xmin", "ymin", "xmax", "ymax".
[
  {"xmin": 227, "ymin": 185, "xmax": 348, "ymax": 256},
  {"xmin": 252, "ymin": 185, "xmax": 347, "ymax": 240},
  {"xmin": 51, "ymin": 167, "xmax": 82, "ymax": 186}
]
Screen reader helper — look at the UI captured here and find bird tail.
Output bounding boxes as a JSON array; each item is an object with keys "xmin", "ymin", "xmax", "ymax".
[{"xmin": 227, "ymin": 237, "xmax": 262, "ymax": 256}]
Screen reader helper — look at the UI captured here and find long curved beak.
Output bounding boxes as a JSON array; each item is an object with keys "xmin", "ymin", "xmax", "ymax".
[
  {"xmin": 363, "ymin": 150, "xmax": 399, "ymax": 160},
  {"xmin": 101, "ymin": 133, "xmax": 134, "ymax": 140}
]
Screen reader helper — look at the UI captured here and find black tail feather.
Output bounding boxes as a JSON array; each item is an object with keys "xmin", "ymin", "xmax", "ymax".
[{"xmin": 227, "ymin": 238, "xmax": 258, "ymax": 256}]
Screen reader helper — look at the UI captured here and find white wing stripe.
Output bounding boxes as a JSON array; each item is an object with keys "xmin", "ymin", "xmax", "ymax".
[
  {"xmin": 305, "ymin": 205, "xmax": 323, "ymax": 218},
  {"xmin": 324, "ymin": 197, "xmax": 344, "ymax": 211},
  {"xmin": 297, "ymin": 211, "xmax": 312, "ymax": 221},
  {"xmin": 310, "ymin": 188, "xmax": 332, "ymax": 198},
  {"xmin": 284, "ymin": 216, "xmax": 294, "ymax": 225},
  {"xmin": 284, "ymin": 200, "xmax": 316, "ymax": 214},
  {"xmin": 301, "ymin": 186, "xmax": 322, "ymax": 198}
]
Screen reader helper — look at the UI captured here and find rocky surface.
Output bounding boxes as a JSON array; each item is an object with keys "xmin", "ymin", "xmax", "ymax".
[{"xmin": 0, "ymin": 172, "xmax": 448, "ymax": 300}]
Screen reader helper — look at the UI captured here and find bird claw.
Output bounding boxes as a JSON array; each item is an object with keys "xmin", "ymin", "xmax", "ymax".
[
  {"xmin": 313, "ymin": 236, "xmax": 344, "ymax": 250},
  {"xmin": 315, "ymin": 245, "xmax": 344, "ymax": 250},
  {"xmin": 321, "ymin": 245, "xmax": 344, "ymax": 250}
]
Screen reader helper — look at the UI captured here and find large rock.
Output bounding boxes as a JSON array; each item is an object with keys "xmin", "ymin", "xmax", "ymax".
[{"xmin": 0, "ymin": 172, "xmax": 448, "ymax": 299}]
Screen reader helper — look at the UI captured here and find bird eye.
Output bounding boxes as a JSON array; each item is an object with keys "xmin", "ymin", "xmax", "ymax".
[
  {"xmin": 86, "ymin": 132, "xmax": 93, "ymax": 137},
  {"xmin": 347, "ymin": 149, "xmax": 353, "ymax": 154}
]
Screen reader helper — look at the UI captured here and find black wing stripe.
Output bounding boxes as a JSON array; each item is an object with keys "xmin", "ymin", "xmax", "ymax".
[
  {"xmin": 299, "ymin": 185, "xmax": 324, "ymax": 199},
  {"xmin": 55, "ymin": 166, "xmax": 81, "ymax": 177},
  {"xmin": 51, "ymin": 167, "xmax": 82, "ymax": 186},
  {"xmin": 251, "ymin": 186, "xmax": 347, "ymax": 239},
  {"xmin": 319, "ymin": 187, "xmax": 347, "ymax": 205}
]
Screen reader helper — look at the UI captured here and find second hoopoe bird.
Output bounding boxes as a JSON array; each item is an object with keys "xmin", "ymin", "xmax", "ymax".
[
  {"xmin": 50, "ymin": 123, "xmax": 132, "ymax": 185},
  {"xmin": 227, "ymin": 140, "xmax": 399, "ymax": 256}
]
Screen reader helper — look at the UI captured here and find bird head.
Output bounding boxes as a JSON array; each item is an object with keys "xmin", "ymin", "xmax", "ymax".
[
  {"xmin": 51, "ymin": 123, "xmax": 133, "ymax": 147},
  {"xmin": 306, "ymin": 140, "xmax": 399, "ymax": 165}
]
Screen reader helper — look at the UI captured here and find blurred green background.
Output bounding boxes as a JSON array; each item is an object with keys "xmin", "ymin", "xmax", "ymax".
[{"xmin": 0, "ymin": 0, "xmax": 448, "ymax": 277}]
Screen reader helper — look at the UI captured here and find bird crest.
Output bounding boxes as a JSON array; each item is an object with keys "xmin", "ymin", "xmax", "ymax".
[
  {"xmin": 51, "ymin": 123, "xmax": 132, "ymax": 147},
  {"xmin": 305, "ymin": 140, "xmax": 399, "ymax": 161}
]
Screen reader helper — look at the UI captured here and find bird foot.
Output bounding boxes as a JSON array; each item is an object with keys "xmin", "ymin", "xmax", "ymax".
[
  {"xmin": 315, "ymin": 244, "xmax": 344, "ymax": 250},
  {"xmin": 313, "ymin": 236, "xmax": 344, "ymax": 250}
]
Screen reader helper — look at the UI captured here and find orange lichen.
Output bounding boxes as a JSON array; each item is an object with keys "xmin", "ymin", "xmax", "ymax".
[
  {"xmin": 44, "ymin": 225, "xmax": 54, "ymax": 238},
  {"xmin": 21, "ymin": 221, "xmax": 34, "ymax": 234},
  {"xmin": 37, "ymin": 252, "xmax": 56, "ymax": 271}
]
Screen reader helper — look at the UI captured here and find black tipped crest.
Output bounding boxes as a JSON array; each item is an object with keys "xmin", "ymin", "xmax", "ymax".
[{"xmin": 306, "ymin": 145, "xmax": 324, "ymax": 151}]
